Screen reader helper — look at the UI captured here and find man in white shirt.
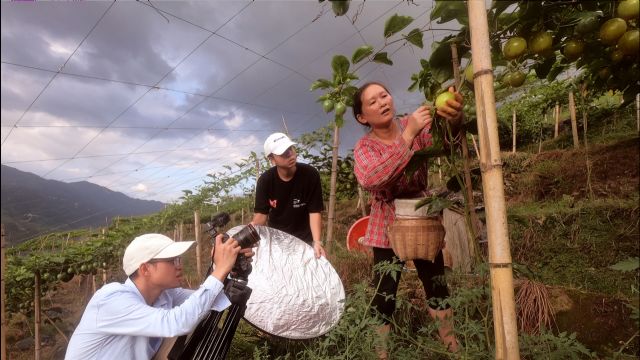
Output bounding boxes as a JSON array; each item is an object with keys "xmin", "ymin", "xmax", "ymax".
[{"xmin": 65, "ymin": 232, "xmax": 252, "ymax": 360}]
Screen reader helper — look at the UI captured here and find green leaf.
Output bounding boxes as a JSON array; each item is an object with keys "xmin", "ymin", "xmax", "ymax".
[
  {"xmin": 404, "ymin": 28, "xmax": 423, "ymax": 48},
  {"xmin": 372, "ymin": 52, "xmax": 393, "ymax": 66},
  {"xmin": 430, "ymin": 0, "xmax": 468, "ymax": 26},
  {"xmin": 407, "ymin": 80, "xmax": 419, "ymax": 92},
  {"xmin": 310, "ymin": 79, "xmax": 333, "ymax": 91},
  {"xmin": 533, "ymin": 56, "xmax": 556, "ymax": 79},
  {"xmin": 609, "ymin": 257, "xmax": 640, "ymax": 272},
  {"xmin": 383, "ymin": 14, "xmax": 413, "ymax": 38},
  {"xmin": 414, "ymin": 195, "xmax": 453, "ymax": 216},
  {"xmin": 351, "ymin": 45, "xmax": 374, "ymax": 64},
  {"xmin": 331, "ymin": 55, "xmax": 350, "ymax": 78},
  {"xmin": 428, "ymin": 37, "xmax": 455, "ymax": 83}
]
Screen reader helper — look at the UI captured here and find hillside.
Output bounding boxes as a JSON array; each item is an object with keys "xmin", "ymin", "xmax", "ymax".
[{"xmin": 0, "ymin": 165, "xmax": 164, "ymax": 245}]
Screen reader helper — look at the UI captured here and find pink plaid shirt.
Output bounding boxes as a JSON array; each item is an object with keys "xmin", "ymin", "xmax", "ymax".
[{"xmin": 354, "ymin": 116, "xmax": 432, "ymax": 248}]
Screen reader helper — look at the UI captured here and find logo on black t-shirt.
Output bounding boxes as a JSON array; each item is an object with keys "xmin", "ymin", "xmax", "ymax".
[
  {"xmin": 292, "ymin": 198, "xmax": 306, "ymax": 208},
  {"xmin": 269, "ymin": 199, "xmax": 277, "ymax": 208}
]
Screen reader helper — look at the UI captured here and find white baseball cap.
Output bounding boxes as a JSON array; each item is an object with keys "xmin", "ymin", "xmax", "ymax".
[
  {"xmin": 122, "ymin": 234, "xmax": 195, "ymax": 276},
  {"xmin": 264, "ymin": 132, "xmax": 296, "ymax": 156}
]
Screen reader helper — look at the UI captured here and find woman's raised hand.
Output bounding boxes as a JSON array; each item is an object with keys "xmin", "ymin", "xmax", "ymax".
[{"xmin": 403, "ymin": 104, "xmax": 433, "ymax": 143}]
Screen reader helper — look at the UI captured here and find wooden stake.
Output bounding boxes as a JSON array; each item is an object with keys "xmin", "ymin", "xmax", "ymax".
[
  {"xmin": 569, "ymin": 91, "xmax": 580, "ymax": 148},
  {"xmin": 451, "ymin": 42, "xmax": 482, "ymax": 264},
  {"xmin": 34, "ymin": 271, "xmax": 41, "ymax": 360},
  {"xmin": 437, "ymin": 157, "xmax": 443, "ymax": 183},
  {"xmin": 326, "ymin": 123, "xmax": 340, "ymax": 252},
  {"xmin": 1, "ymin": 225, "xmax": 7, "ymax": 360},
  {"xmin": 282, "ymin": 114, "xmax": 290, "ymax": 136},
  {"xmin": 512, "ymin": 108, "xmax": 516, "ymax": 153},
  {"xmin": 241, "ymin": 208, "xmax": 245, "ymax": 224},
  {"xmin": 179, "ymin": 221, "xmax": 184, "ymax": 242},
  {"xmin": 539, "ymin": 113, "xmax": 545, "ymax": 154},
  {"xmin": 357, "ymin": 185, "xmax": 367, "ymax": 217},
  {"xmin": 636, "ymin": 94, "xmax": 640, "ymax": 132},
  {"xmin": 102, "ymin": 269, "xmax": 107, "ymax": 285},
  {"xmin": 554, "ymin": 102, "xmax": 559, "ymax": 139},
  {"xmin": 468, "ymin": 1, "xmax": 520, "ymax": 358},
  {"xmin": 194, "ymin": 210, "xmax": 202, "ymax": 277},
  {"xmin": 471, "ymin": 134, "xmax": 480, "ymax": 160}
]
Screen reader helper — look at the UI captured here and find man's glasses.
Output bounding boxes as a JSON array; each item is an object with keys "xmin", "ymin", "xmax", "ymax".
[{"xmin": 148, "ymin": 257, "xmax": 182, "ymax": 267}]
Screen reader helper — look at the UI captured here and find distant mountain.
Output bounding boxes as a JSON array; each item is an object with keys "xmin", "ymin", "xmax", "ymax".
[{"xmin": 1, "ymin": 165, "xmax": 165, "ymax": 245}]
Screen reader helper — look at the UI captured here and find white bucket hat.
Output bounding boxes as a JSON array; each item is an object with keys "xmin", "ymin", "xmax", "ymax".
[
  {"xmin": 264, "ymin": 132, "xmax": 296, "ymax": 156},
  {"xmin": 122, "ymin": 234, "xmax": 194, "ymax": 276}
]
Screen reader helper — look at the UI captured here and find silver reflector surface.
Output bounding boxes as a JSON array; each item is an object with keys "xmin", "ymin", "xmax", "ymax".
[{"xmin": 226, "ymin": 225, "xmax": 345, "ymax": 339}]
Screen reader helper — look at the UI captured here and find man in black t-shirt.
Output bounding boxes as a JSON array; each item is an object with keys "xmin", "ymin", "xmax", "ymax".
[{"xmin": 252, "ymin": 132, "xmax": 326, "ymax": 258}]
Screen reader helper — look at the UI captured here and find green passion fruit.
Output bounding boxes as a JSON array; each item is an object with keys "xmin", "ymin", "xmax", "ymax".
[
  {"xmin": 600, "ymin": 18, "xmax": 628, "ymax": 45},
  {"xmin": 465, "ymin": 63, "xmax": 474, "ymax": 83},
  {"xmin": 334, "ymin": 102, "xmax": 346, "ymax": 116},
  {"xmin": 503, "ymin": 37, "xmax": 527, "ymax": 60},
  {"xmin": 530, "ymin": 31, "xmax": 554, "ymax": 56},
  {"xmin": 563, "ymin": 39, "xmax": 585, "ymax": 61},
  {"xmin": 617, "ymin": 29, "xmax": 639, "ymax": 56},
  {"xmin": 506, "ymin": 71, "xmax": 526, "ymax": 87}
]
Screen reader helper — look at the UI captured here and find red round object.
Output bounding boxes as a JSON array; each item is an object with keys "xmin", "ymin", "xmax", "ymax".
[{"xmin": 346, "ymin": 216, "xmax": 372, "ymax": 255}]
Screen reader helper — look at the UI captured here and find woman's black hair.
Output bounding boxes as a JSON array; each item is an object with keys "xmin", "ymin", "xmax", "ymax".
[{"xmin": 352, "ymin": 81, "xmax": 391, "ymax": 127}]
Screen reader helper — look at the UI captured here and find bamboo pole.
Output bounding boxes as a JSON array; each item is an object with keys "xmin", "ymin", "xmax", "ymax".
[
  {"xmin": 255, "ymin": 157, "xmax": 261, "ymax": 193},
  {"xmin": 241, "ymin": 208, "xmax": 245, "ymax": 224},
  {"xmin": 179, "ymin": 221, "xmax": 184, "ymax": 242},
  {"xmin": 554, "ymin": 102, "xmax": 560, "ymax": 138},
  {"xmin": 282, "ymin": 114, "xmax": 290, "ymax": 136},
  {"xmin": 511, "ymin": 108, "xmax": 516, "ymax": 153},
  {"xmin": 194, "ymin": 210, "xmax": 202, "ymax": 277},
  {"xmin": 1, "ymin": 225, "xmax": 6, "ymax": 360},
  {"xmin": 326, "ymin": 123, "xmax": 340, "ymax": 252},
  {"xmin": 34, "ymin": 271, "xmax": 41, "ymax": 360},
  {"xmin": 569, "ymin": 91, "xmax": 580, "ymax": 148},
  {"xmin": 468, "ymin": 1, "xmax": 520, "ymax": 359}
]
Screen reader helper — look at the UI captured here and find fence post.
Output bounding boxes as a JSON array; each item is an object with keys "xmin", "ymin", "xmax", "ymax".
[
  {"xmin": 554, "ymin": 101, "xmax": 559, "ymax": 138},
  {"xmin": 569, "ymin": 91, "xmax": 580, "ymax": 148},
  {"xmin": 512, "ymin": 109, "xmax": 517, "ymax": 153},
  {"xmin": 34, "ymin": 271, "xmax": 41, "ymax": 360},
  {"xmin": 194, "ymin": 210, "xmax": 202, "ymax": 277},
  {"xmin": 1, "ymin": 225, "xmax": 7, "ymax": 360}
]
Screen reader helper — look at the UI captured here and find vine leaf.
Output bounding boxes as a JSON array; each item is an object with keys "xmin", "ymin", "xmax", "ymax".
[
  {"xmin": 373, "ymin": 52, "xmax": 393, "ymax": 66},
  {"xmin": 383, "ymin": 14, "xmax": 413, "ymax": 38},
  {"xmin": 351, "ymin": 45, "xmax": 374, "ymax": 64},
  {"xmin": 404, "ymin": 28, "xmax": 423, "ymax": 49}
]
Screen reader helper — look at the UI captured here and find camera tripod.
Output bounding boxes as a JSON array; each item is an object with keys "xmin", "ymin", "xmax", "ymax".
[{"xmin": 167, "ymin": 213, "xmax": 256, "ymax": 360}]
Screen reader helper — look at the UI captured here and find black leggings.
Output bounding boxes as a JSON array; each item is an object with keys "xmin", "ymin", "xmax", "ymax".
[{"xmin": 371, "ymin": 247, "xmax": 450, "ymax": 324}]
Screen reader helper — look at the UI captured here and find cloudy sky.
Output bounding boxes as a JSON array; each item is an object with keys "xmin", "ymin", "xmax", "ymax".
[{"xmin": 1, "ymin": 0, "xmax": 463, "ymax": 203}]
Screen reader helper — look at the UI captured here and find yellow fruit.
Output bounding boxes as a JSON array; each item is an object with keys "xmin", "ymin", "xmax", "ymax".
[
  {"xmin": 617, "ymin": 0, "xmax": 639, "ymax": 20},
  {"xmin": 435, "ymin": 92, "xmax": 456, "ymax": 110},
  {"xmin": 599, "ymin": 18, "xmax": 628, "ymax": 45}
]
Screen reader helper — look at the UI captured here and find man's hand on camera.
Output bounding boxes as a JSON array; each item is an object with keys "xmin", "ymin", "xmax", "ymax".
[
  {"xmin": 313, "ymin": 241, "xmax": 326, "ymax": 259},
  {"xmin": 211, "ymin": 234, "xmax": 241, "ymax": 282}
]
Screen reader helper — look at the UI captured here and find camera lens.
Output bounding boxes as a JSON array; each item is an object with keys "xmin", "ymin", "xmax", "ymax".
[{"xmin": 232, "ymin": 224, "xmax": 260, "ymax": 248}]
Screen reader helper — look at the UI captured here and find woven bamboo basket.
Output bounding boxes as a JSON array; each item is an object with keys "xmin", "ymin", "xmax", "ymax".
[{"xmin": 388, "ymin": 217, "xmax": 445, "ymax": 261}]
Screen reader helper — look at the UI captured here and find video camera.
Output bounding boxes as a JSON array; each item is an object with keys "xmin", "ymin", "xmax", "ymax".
[{"xmin": 204, "ymin": 212, "xmax": 260, "ymax": 281}]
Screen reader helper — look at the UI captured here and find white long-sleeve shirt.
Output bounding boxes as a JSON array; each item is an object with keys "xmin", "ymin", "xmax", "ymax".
[{"xmin": 65, "ymin": 276, "xmax": 231, "ymax": 360}]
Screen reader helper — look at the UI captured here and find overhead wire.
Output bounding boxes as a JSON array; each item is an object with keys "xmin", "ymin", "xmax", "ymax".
[{"xmin": 1, "ymin": 1, "xmax": 116, "ymax": 147}]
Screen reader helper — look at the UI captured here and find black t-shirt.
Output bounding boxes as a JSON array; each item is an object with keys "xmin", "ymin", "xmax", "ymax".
[{"xmin": 254, "ymin": 163, "xmax": 324, "ymax": 243}]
